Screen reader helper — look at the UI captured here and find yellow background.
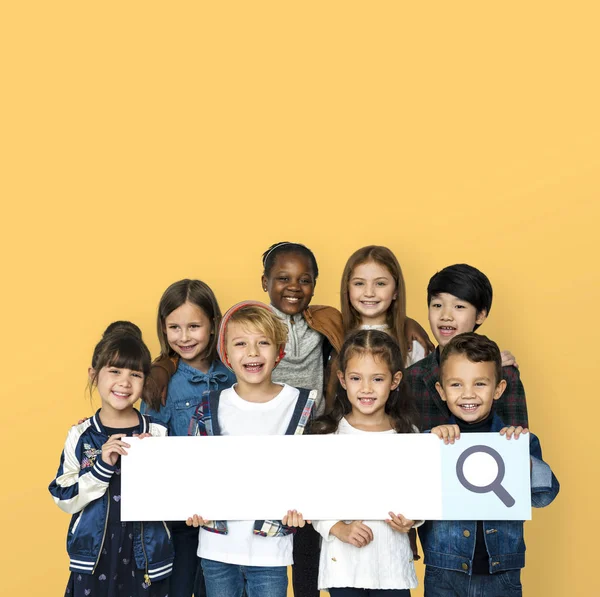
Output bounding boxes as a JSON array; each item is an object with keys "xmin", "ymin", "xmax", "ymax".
[{"xmin": 1, "ymin": 2, "xmax": 598, "ymax": 595}]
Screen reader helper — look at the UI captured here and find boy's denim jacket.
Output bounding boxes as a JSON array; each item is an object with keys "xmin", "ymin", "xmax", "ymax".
[
  {"xmin": 189, "ymin": 386, "xmax": 316, "ymax": 537},
  {"xmin": 418, "ymin": 414, "xmax": 560, "ymax": 575}
]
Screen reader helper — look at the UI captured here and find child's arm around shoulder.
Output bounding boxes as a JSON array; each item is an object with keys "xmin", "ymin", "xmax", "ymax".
[
  {"xmin": 405, "ymin": 318, "xmax": 435, "ymax": 355},
  {"xmin": 149, "ymin": 355, "xmax": 179, "ymax": 407},
  {"xmin": 48, "ymin": 424, "xmax": 115, "ymax": 515},
  {"xmin": 406, "ymin": 339, "xmax": 427, "ymax": 366},
  {"xmin": 500, "ymin": 365, "xmax": 529, "ymax": 428},
  {"xmin": 305, "ymin": 304, "xmax": 344, "ymax": 352}
]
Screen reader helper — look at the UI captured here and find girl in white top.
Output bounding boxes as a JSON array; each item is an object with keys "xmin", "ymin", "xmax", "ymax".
[
  {"xmin": 311, "ymin": 329, "xmax": 422, "ymax": 596},
  {"xmin": 340, "ymin": 245, "xmax": 432, "ymax": 368}
]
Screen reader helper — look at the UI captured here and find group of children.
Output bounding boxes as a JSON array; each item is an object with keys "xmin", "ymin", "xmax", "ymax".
[{"xmin": 50, "ymin": 241, "xmax": 560, "ymax": 597}]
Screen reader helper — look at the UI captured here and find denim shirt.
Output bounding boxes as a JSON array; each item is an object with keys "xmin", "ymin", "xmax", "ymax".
[
  {"xmin": 418, "ymin": 414, "xmax": 560, "ymax": 574},
  {"xmin": 142, "ymin": 359, "xmax": 236, "ymax": 437}
]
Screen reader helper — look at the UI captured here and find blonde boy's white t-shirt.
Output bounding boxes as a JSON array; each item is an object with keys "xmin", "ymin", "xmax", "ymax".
[{"xmin": 197, "ymin": 383, "xmax": 299, "ymax": 567}]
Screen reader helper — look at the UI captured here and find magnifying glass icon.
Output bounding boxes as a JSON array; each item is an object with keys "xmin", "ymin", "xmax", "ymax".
[{"xmin": 456, "ymin": 445, "xmax": 515, "ymax": 507}]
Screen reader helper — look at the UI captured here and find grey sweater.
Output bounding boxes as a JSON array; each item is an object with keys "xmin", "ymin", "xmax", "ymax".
[{"xmin": 271, "ymin": 305, "xmax": 325, "ymax": 415}]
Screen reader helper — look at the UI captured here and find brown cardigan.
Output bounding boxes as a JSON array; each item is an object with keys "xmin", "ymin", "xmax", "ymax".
[
  {"xmin": 303, "ymin": 304, "xmax": 344, "ymax": 352},
  {"xmin": 303, "ymin": 305, "xmax": 344, "ymax": 412}
]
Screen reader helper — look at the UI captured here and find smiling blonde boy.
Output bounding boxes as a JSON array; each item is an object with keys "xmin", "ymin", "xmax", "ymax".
[{"xmin": 186, "ymin": 301, "xmax": 316, "ymax": 597}]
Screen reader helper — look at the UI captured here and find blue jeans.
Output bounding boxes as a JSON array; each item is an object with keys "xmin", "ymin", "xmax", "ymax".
[
  {"xmin": 329, "ymin": 589, "xmax": 410, "ymax": 596},
  {"xmin": 201, "ymin": 559, "xmax": 288, "ymax": 597},
  {"xmin": 170, "ymin": 522, "xmax": 206, "ymax": 597},
  {"xmin": 424, "ymin": 567, "xmax": 522, "ymax": 597}
]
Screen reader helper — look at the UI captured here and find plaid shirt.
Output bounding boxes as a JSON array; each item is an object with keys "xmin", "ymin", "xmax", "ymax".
[
  {"xmin": 189, "ymin": 386, "xmax": 316, "ymax": 537},
  {"xmin": 405, "ymin": 349, "xmax": 529, "ymax": 431}
]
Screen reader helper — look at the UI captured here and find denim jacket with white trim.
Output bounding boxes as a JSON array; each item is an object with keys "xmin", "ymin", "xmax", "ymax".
[{"xmin": 418, "ymin": 414, "xmax": 560, "ymax": 574}]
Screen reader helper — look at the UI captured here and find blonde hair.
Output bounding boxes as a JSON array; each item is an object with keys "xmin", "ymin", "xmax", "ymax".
[
  {"xmin": 217, "ymin": 302, "xmax": 288, "ymax": 369},
  {"xmin": 227, "ymin": 306, "xmax": 288, "ymax": 348}
]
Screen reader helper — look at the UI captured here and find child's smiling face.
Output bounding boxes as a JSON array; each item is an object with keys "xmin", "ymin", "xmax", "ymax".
[
  {"xmin": 435, "ymin": 354, "xmax": 506, "ymax": 423},
  {"xmin": 94, "ymin": 365, "xmax": 145, "ymax": 413},
  {"xmin": 224, "ymin": 321, "xmax": 280, "ymax": 385},
  {"xmin": 164, "ymin": 301, "xmax": 213, "ymax": 369},
  {"xmin": 338, "ymin": 353, "xmax": 402, "ymax": 419},
  {"xmin": 428, "ymin": 292, "xmax": 487, "ymax": 348},
  {"xmin": 348, "ymin": 260, "xmax": 397, "ymax": 326},
  {"xmin": 262, "ymin": 252, "xmax": 316, "ymax": 316}
]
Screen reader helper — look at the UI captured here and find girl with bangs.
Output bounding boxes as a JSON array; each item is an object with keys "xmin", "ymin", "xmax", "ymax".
[{"xmin": 49, "ymin": 325, "xmax": 173, "ymax": 597}]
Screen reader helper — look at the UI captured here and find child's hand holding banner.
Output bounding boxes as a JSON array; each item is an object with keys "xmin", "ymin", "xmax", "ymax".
[{"xmin": 120, "ymin": 433, "xmax": 531, "ymax": 522}]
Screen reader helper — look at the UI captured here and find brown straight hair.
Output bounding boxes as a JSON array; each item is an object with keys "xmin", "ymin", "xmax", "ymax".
[
  {"xmin": 156, "ymin": 279, "xmax": 222, "ymax": 365},
  {"xmin": 340, "ymin": 245, "xmax": 409, "ymax": 361}
]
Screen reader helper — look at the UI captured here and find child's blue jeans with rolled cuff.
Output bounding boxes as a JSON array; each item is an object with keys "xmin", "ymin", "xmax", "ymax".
[
  {"xmin": 201, "ymin": 558, "xmax": 288, "ymax": 597},
  {"xmin": 424, "ymin": 566, "xmax": 522, "ymax": 597}
]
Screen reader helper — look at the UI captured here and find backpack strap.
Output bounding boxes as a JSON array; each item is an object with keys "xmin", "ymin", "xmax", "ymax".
[
  {"xmin": 189, "ymin": 390, "xmax": 222, "ymax": 436},
  {"xmin": 284, "ymin": 388, "xmax": 317, "ymax": 436}
]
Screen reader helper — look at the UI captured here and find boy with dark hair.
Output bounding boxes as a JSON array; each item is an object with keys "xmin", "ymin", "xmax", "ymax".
[
  {"xmin": 405, "ymin": 264, "xmax": 528, "ymax": 430},
  {"xmin": 419, "ymin": 333, "xmax": 559, "ymax": 596}
]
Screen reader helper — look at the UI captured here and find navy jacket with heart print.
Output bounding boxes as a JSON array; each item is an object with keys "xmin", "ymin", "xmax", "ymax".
[{"xmin": 48, "ymin": 409, "xmax": 174, "ymax": 582}]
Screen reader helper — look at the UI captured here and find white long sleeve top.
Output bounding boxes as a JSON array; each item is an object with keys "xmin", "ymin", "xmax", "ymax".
[{"xmin": 312, "ymin": 418, "xmax": 420, "ymax": 591}]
